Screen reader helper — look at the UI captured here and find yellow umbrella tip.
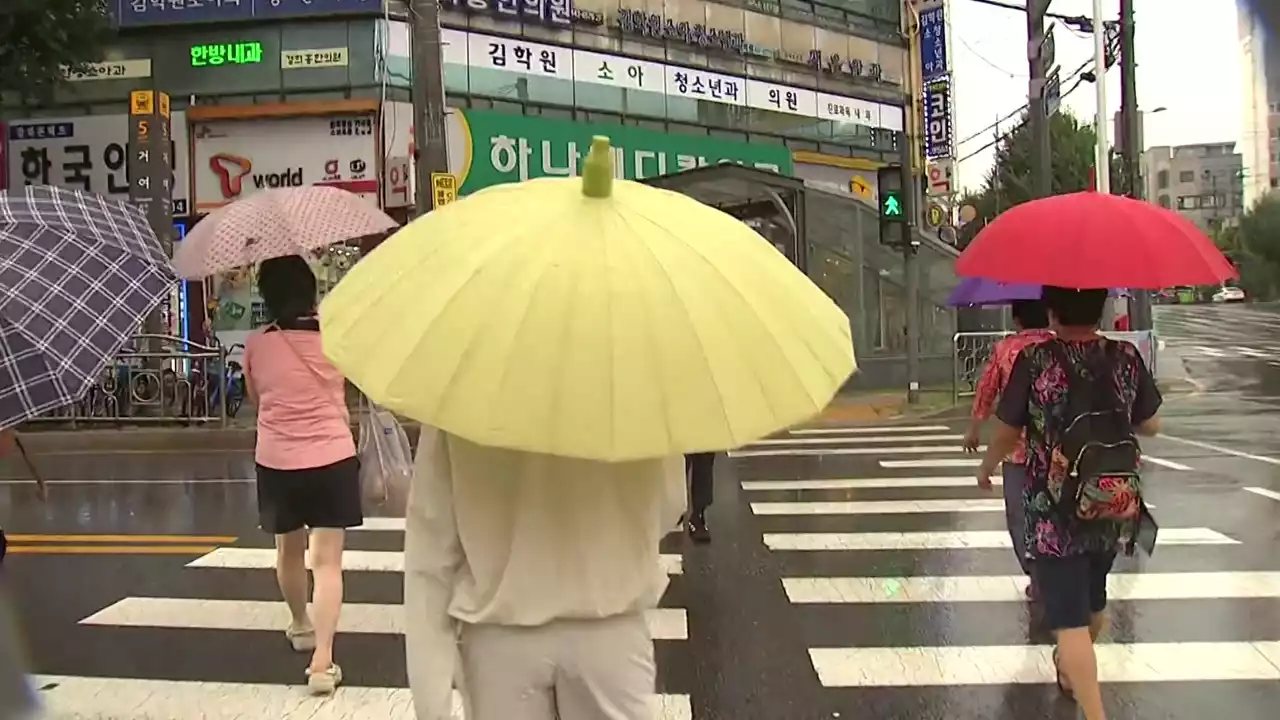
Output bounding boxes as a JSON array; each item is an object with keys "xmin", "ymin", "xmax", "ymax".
[{"xmin": 581, "ymin": 136, "xmax": 614, "ymax": 199}]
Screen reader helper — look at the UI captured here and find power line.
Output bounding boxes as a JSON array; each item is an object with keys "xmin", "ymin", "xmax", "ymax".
[
  {"xmin": 957, "ymin": 70, "xmax": 1089, "ymax": 164},
  {"xmin": 956, "ymin": 58, "xmax": 1093, "ymax": 148},
  {"xmin": 962, "ymin": 0, "xmax": 1096, "ymax": 27},
  {"xmin": 955, "ymin": 35, "xmax": 1021, "ymax": 78}
]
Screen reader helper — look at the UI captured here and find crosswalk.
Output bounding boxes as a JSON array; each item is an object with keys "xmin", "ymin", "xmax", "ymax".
[
  {"xmin": 732, "ymin": 422, "xmax": 1280, "ymax": 706},
  {"xmin": 35, "ymin": 518, "xmax": 693, "ymax": 719}
]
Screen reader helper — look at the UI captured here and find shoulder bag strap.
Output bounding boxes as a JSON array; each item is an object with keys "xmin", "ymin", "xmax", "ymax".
[{"xmin": 258, "ymin": 324, "xmax": 348, "ymax": 418}]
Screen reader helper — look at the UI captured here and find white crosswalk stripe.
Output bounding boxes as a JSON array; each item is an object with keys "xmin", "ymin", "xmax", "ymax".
[
  {"xmin": 737, "ymin": 422, "xmax": 1277, "ymax": 699},
  {"xmin": 41, "ymin": 523, "xmax": 693, "ymax": 718}
]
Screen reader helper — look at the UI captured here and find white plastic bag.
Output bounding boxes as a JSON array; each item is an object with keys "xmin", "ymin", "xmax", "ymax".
[{"xmin": 358, "ymin": 407, "xmax": 413, "ymax": 511}]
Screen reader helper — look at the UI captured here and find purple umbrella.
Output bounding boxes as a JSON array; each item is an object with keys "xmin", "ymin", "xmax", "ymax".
[{"xmin": 947, "ymin": 278, "xmax": 1126, "ymax": 307}]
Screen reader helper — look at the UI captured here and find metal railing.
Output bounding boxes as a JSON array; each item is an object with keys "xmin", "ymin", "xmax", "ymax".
[
  {"xmin": 26, "ymin": 334, "xmax": 238, "ymax": 428},
  {"xmin": 952, "ymin": 330, "xmax": 1160, "ymax": 405},
  {"xmin": 951, "ymin": 331, "xmax": 1012, "ymax": 404}
]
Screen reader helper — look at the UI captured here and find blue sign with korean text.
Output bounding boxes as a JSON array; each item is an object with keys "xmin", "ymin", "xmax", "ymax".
[
  {"xmin": 923, "ymin": 80, "xmax": 952, "ymax": 159},
  {"xmin": 113, "ymin": 0, "xmax": 382, "ymax": 28},
  {"xmin": 919, "ymin": 4, "xmax": 948, "ymax": 82}
]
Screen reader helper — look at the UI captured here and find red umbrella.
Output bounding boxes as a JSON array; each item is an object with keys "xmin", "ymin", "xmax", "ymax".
[{"xmin": 956, "ymin": 192, "xmax": 1237, "ymax": 289}]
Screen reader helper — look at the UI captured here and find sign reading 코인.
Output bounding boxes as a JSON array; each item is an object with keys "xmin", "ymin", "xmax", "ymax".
[
  {"xmin": 445, "ymin": 109, "xmax": 794, "ymax": 195},
  {"xmin": 923, "ymin": 80, "xmax": 953, "ymax": 159}
]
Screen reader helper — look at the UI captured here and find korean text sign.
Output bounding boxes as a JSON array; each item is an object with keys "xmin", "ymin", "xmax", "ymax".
[
  {"xmin": 919, "ymin": 3, "xmax": 948, "ymax": 82},
  {"xmin": 113, "ymin": 0, "xmax": 382, "ymax": 27},
  {"xmin": 447, "ymin": 109, "xmax": 794, "ymax": 195},
  {"xmin": 923, "ymin": 81, "xmax": 953, "ymax": 159},
  {"xmin": 6, "ymin": 114, "xmax": 191, "ymax": 215}
]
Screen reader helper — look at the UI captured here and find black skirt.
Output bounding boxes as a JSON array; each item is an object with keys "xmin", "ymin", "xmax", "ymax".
[{"xmin": 255, "ymin": 456, "xmax": 363, "ymax": 534}]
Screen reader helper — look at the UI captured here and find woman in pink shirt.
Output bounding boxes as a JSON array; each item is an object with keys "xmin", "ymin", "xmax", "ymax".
[
  {"xmin": 963, "ymin": 300, "xmax": 1054, "ymax": 600},
  {"xmin": 243, "ymin": 255, "xmax": 359, "ymax": 695}
]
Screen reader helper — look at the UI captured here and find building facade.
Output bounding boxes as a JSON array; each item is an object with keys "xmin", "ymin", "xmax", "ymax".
[
  {"xmin": 1141, "ymin": 142, "xmax": 1245, "ymax": 233},
  {"xmin": 1239, "ymin": 0, "xmax": 1280, "ymax": 206},
  {"xmin": 2, "ymin": 0, "xmax": 960, "ymax": 387}
]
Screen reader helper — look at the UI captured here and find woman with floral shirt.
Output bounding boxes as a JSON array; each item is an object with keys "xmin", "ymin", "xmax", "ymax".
[
  {"xmin": 977, "ymin": 287, "xmax": 1161, "ymax": 720},
  {"xmin": 963, "ymin": 300, "xmax": 1054, "ymax": 599}
]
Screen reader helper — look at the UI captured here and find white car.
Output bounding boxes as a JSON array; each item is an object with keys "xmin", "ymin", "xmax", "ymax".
[{"xmin": 1212, "ymin": 286, "xmax": 1246, "ymax": 303}]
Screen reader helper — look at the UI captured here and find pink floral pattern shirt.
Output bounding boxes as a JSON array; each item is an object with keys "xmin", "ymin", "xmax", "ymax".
[{"xmin": 970, "ymin": 329, "xmax": 1056, "ymax": 464}]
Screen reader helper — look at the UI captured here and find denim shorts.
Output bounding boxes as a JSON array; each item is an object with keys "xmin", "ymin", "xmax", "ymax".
[{"xmin": 1032, "ymin": 551, "xmax": 1117, "ymax": 630}]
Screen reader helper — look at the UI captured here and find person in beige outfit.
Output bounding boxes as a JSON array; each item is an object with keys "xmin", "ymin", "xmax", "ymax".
[{"xmin": 404, "ymin": 427, "xmax": 686, "ymax": 720}]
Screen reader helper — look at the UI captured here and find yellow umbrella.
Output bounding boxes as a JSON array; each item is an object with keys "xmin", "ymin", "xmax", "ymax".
[{"xmin": 320, "ymin": 136, "xmax": 855, "ymax": 462}]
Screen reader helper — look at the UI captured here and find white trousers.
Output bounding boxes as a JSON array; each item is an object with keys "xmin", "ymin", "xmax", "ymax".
[{"xmin": 458, "ymin": 613, "xmax": 655, "ymax": 720}]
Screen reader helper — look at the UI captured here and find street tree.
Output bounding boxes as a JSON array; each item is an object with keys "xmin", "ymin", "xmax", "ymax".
[
  {"xmin": 956, "ymin": 111, "xmax": 1102, "ymax": 247},
  {"xmin": 0, "ymin": 0, "xmax": 114, "ymax": 101},
  {"xmin": 1232, "ymin": 195, "xmax": 1280, "ymax": 299}
]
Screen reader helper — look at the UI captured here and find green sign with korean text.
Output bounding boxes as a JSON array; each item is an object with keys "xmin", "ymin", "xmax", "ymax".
[
  {"xmin": 191, "ymin": 42, "xmax": 265, "ymax": 67},
  {"xmin": 446, "ymin": 109, "xmax": 794, "ymax": 195}
]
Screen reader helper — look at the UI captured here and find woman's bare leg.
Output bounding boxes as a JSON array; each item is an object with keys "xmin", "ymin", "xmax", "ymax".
[
  {"xmin": 307, "ymin": 528, "xmax": 345, "ymax": 675},
  {"xmin": 274, "ymin": 529, "xmax": 311, "ymax": 640}
]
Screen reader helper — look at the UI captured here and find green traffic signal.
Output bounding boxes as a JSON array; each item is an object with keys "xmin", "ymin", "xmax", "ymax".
[{"xmin": 880, "ymin": 190, "xmax": 904, "ymax": 220}]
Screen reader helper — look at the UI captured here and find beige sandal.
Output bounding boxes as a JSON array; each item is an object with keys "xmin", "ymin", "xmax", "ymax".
[
  {"xmin": 285, "ymin": 624, "xmax": 315, "ymax": 652},
  {"xmin": 306, "ymin": 663, "xmax": 342, "ymax": 695}
]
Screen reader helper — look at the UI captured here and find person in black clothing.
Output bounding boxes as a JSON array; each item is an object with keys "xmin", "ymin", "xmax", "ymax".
[{"xmin": 683, "ymin": 452, "xmax": 714, "ymax": 543}]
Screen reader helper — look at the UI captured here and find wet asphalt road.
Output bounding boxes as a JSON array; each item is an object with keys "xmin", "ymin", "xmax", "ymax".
[{"xmin": 1, "ymin": 302, "xmax": 1279, "ymax": 719}]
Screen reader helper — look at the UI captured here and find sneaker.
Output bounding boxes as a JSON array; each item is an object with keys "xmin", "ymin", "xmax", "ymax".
[
  {"xmin": 285, "ymin": 624, "xmax": 315, "ymax": 652},
  {"xmin": 687, "ymin": 514, "xmax": 711, "ymax": 544},
  {"xmin": 306, "ymin": 663, "xmax": 342, "ymax": 695}
]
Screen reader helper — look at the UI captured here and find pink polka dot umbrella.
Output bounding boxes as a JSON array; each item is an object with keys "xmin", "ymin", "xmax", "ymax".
[{"xmin": 171, "ymin": 186, "xmax": 399, "ymax": 278}]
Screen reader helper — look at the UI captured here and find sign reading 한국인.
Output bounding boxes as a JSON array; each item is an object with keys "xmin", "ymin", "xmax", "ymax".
[
  {"xmin": 923, "ymin": 81, "xmax": 953, "ymax": 159},
  {"xmin": 113, "ymin": 0, "xmax": 382, "ymax": 28},
  {"xmin": 919, "ymin": 3, "xmax": 948, "ymax": 82}
]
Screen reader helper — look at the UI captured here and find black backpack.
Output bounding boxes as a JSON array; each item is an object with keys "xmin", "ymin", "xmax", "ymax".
[{"xmin": 1048, "ymin": 340, "xmax": 1143, "ymax": 522}]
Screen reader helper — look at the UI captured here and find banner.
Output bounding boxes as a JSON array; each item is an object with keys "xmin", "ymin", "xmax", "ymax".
[
  {"xmin": 446, "ymin": 109, "xmax": 795, "ymax": 195},
  {"xmin": 918, "ymin": 2, "xmax": 949, "ymax": 82}
]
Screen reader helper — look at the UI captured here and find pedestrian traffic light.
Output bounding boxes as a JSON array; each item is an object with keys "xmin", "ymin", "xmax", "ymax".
[{"xmin": 878, "ymin": 164, "xmax": 907, "ymax": 246}]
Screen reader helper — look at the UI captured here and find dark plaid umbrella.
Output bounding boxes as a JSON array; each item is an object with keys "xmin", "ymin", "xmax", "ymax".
[{"xmin": 0, "ymin": 186, "xmax": 177, "ymax": 430}]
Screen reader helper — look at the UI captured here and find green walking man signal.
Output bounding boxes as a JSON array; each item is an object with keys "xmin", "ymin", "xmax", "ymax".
[{"xmin": 881, "ymin": 192, "xmax": 904, "ymax": 219}]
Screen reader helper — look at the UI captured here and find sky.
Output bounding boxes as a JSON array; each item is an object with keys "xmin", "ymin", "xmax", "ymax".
[{"xmin": 949, "ymin": 0, "xmax": 1243, "ymax": 191}]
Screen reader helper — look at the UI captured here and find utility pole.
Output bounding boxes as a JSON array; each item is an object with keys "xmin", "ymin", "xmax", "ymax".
[
  {"xmin": 410, "ymin": 0, "xmax": 451, "ymax": 217},
  {"xmin": 1118, "ymin": 0, "xmax": 1152, "ymax": 331},
  {"xmin": 901, "ymin": 134, "xmax": 921, "ymax": 405},
  {"xmin": 1027, "ymin": 0, "xmax": 1053, "ymax": 197}
]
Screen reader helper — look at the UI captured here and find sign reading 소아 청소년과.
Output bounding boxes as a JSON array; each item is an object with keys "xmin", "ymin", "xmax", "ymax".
[
  {"xmin": 918, "ymin": 2, "xmax": 949, "ymax": 82},
  {"xmin": 437, "ymin": 28, "xmax": 905, "ymax": 133}
]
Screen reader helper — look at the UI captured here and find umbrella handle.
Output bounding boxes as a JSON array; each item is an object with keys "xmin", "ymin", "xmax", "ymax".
[{"xmin": 12, "ymin": 436, "xmax": 47, "ymax": 502}]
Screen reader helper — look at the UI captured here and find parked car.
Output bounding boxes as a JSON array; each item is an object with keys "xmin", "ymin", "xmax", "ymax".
[{"xmin": 1212, "ymin": 286, "xmax": 1246, "ymax": 303}]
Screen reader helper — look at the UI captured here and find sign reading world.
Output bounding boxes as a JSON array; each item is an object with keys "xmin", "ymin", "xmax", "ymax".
[{"xmin": 113, "ymin": 0, "xmax": 383, "ymax": 27}]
